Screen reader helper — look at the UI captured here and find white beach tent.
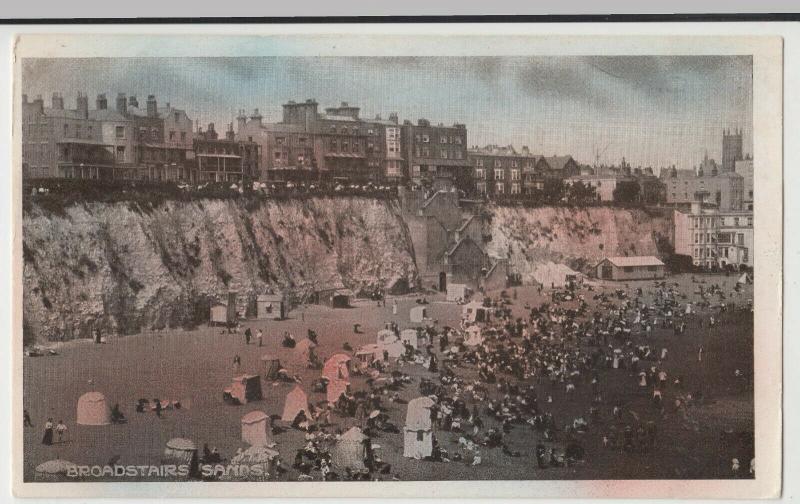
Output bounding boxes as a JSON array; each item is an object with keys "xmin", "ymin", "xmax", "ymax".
[
  {"xmin": 322, "ymin": 353, "xmax": 352, "ymax": 382},
  {"xmin": 220, "ymin": 446, "xmax": 280, "ymax": 481},
  {"xmin": 281, "ymin": 385, "xmax": 309, "ymax": 423},
  {"xmin": 331, "ymin": 426, "xmax": 370, "ymax": 472},
  {"xmin": 76, "ymin": 391, "xmax": 111, "ymax": 426},
  {"xmin": 241, "ymin": 410, "xmax": 271, "ymax": 447},
  {"xmin": 462, "ymin": 301, "xmax": 488, "ymax": 323},
  {"xmin": 737, "ymin": 273, "xmax": 752, "ymax": 285},
  {"xmin": 163, "ymin": 437, "xmax": 199, "ymax": 478},
  {"xmin": 293, "ymin": 338, "xmax": 317, "ymax": 362},
  {"xmin": 377, "ymin": 330, "xmax": 405, "ymax": 358},
  {"xmin": 403, "ymin": 396, "xmax": 435, "ymax": 459}
]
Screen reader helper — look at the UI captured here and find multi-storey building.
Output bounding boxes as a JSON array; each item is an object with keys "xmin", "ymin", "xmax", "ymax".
[
  {"xmin": 734, "ymin": 156, "xmax": 754, "ymax": 210},
  {"xmin": 21, "ymin": 93, "xmax": 115, "ymax": 179},
  {"xmin": 401, "ymin": 119, "xmax": 470, "ymax": 192},
  {"xmin": 674, "ymin": 202, "xmax": 753, "ymax": 269},
  {"xmin": 468, "ymin": 145, "xmax": 540, "ymax": 197},
  {"xmin": 21, "ymin": 91, "xmax": 195, "ymax": 182},
  {"xmin": 193, "ymin": 123, "xmax": 261, "ymax": 183},
  {"xmin": 722, "ymin": 128, "xmax": 744, "ymax": 173},
  {"xmin": 661, "ymin": 167, "xmax": 744, "ymax": 211}
]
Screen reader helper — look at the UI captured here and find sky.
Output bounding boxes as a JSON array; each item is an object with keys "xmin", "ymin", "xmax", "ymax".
[{"xmin": 21, "ymin": 56, "xmax": 752, "ymax": 173}]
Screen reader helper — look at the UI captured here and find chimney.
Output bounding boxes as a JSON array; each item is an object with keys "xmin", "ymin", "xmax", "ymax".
[
  {"xmin": 207, "ymin": 122, "xmax": 217, "ymax": 140},
  {"xmin": 389, "ymin": 112, "xmax": 398, "ymax": 124},
  {"xmin": 129, "ymin": 95, "xmax": 139, "ymax": 108},
  {"xmin": 146, "ymin": 95, "xmax": 157, "ymax": 118},
  {"xmin": 96, "ymin": 93, "xmax": 107, "ymax": 110},
  {"xmin": 51, "ymin": 93, "xmax": 64, "ymax": 110},
  {"xmin": 226, "ymin": 123, "xmax": 235, "ymax": 141},
  {"xmin": 76, "ymin": 92, "xmax": 89, "ymax": 119},
  {"xmin": 236, "ymin": 109, "xmax": 247, "ymax": 132},
  {"xmin": 250, "ymin": 108, "xmax": 263, "ymax": 127},
  {"xmin": 116, "ymin": 93, "xmax": 127, "ymax": 115}
]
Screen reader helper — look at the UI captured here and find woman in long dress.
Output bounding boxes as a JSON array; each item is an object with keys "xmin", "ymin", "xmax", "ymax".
[{"xmin": 41, "ymin": 418, "xmax": 54, "ymax": 445}]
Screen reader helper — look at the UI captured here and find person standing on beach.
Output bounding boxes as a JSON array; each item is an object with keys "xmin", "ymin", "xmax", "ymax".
[
  {"xmin": 23, "ymin": 409, "xmax": 34, "ymax": 427},
  {"xmin": 257, "ymin": 329, "xmax": 264, "ymax": 347},
  {"xmin": 55, "ymin": 420, "xmax": 68, "ymax": 443},
  {"xmin": 42, "ymin": 418, "xmax": 54, "ymax": 445}
]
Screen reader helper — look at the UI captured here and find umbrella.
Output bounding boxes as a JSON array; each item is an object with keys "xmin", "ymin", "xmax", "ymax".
[{"xmin": 369, "ymin": 410, "xmax": 381, "ymax": 419}]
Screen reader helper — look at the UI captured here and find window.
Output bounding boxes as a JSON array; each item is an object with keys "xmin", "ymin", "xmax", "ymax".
[
  {"xmin": 367, "ymin": 128, "xmax": 375, "ymax": 135},
  {"xmin": 476, "ymin": 158, "xmax": 483, "ymax": 167},
  {"xmin": 417, "ymin": 431, "xmax": 424, "ymax": 442},
  {"xmin": 182, "ymin": 132, "xmax": 187, "ymax": 142},
  {"xmin": 441, "ymin": 149, "xmax": 448, "ymax": 159},
  {"xmin": 440, "ymin": 136, "xmax": 448, "ymax": 144},
  {"xmin": 421, "ymin": 134, "xmax": 430, "ymax": 143},
  {"xmin": 274, "ymin": 152, "xmax": 282, "ymax": 160},
  {"xmin": 623, "ymin": 266, "xmax": 634, "ymax": 272},
  {"xmin": 747, "ymin": 217, "xmax": 753, "ymax": 227},
  {"xmin": 63, "ymin": 124, "xmax": 68, "ymax": 136},
  {"xmin": 476, "ymin": 168, "xmax": 485, "ymax": 179},
  {"xmin": 647, "ymin": 266, "xmax": 658, "ymax": 271},
  {"xmin": 495, "ymin": 182, "xmax": 505, "ymax": 194},
  {"xmin": 511, "ymin": 169, "xmax": 520, "ymax": 181},
  {"xmin": 169, "ymin": 131, "xmax": 176, "ymax": 141},
  {"xmin": 454, "ymin": 136, "xmax": 462, "ymax": 144},
  {"xmin": 115, "ymin": 146, "xmax": 125, "ymax": 162},
  {"xmin": 495, "ymin": 159, "xmax": 502, "ymax": 168},
  {"xmin": 455, "ymin": 150, "xmax": 463, "ymax": 160},
  {"xmin": 511, "ymin": 183, "xmax": 521, "ymax": 194},
  {"xmin": 494, "ymin": 169, "xmax": 504, "ymax": 180},
  {"xmin": 276, "ymin": 137, "xmax": 285, "ymax": 145},
  {"xmin": 511, "ymin": 160, "xmax": 518, "ymax": 168}
]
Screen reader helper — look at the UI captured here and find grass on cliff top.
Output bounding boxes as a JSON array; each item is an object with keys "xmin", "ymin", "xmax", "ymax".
[{"xmin": 22, "ymin": 179, "xmax": 399, "ymax": 216}]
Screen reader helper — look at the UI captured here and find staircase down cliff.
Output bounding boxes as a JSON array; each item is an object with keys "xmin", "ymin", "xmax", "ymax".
[{"xmin": 22, "ymin": 197, "xmax": 418, "ymax": 341}]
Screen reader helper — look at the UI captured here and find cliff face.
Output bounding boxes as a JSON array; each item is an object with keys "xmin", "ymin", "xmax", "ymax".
[
  {"xmin": 22, "ymin": 197, "xmax": 673, "ymax": 343},
  {"xmin": 22, "ymin": 197, "xmax": 418, "ymax": 341},
  {"xmin": 485, "ymin": 206, "xmax": 673, "ymax": 283}
]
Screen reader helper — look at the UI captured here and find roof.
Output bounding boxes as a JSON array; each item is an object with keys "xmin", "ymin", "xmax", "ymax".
[
  {"xmin": 166, "ymin": 438, "xmax": 196, "ymax": 451},
  {"xmin": 88, "ymin": 109, "xmax": 131, "ymax": 122},
  {"xmin": 78, "ymin": 391, "xmax": 106, "ymax": 402},
  {"xmin": 241, "ymin": 410, "xmax": 269, "ymax": 423},
  {"xmin": 257, "ymin": 294, "xmax": 283, "ymax": 302},
  {"xmin": 405, "ymin": 396, "xmax": 435, "ymax": 430},
  {"xmin": 446, "ymin": 236, "xmax": 482, "ymax": 257},
  {"xmin": 456, "ymin": 214, "xmax": 475, "ymax": 233},
  {"xmin": 542, "ymin": 155, "xmax": 575, "ymax": 171},
  {"xmin": 600, "ymin": 256, "xmax": 665, "ymax": 268}
]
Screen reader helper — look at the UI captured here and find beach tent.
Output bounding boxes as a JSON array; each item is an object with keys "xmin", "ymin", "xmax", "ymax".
[
  {"xmin": 410, "ymin": 306, "xmax": 427, "ymax": 323},
  {"xmin": 241, "ymin": 410, "xmax": 271, "ymax": 447},
  {"xmin": 260, "ymin": 355, "xmax": 282, "ymax": 381},
  {"xmin": 220, "ymin": 446, "xmax": 280, "ymax": 481},
  {"xmin": 446, "ymin": 283, "xmax": 469, "ymax": 302},
  {"xmin": 293, "ymin": 338, "xmax": 317, "ymax": 362},
  {"xmin": 281, "ymin": 386, "xmax": 309, "ymax": 423},
  {"xmin": 327, "ymin": 379, "xmax": 351, "ymax": 403},
  {"xmin": 76, "ymin": 391, "xmax": 110, "ymax": 426},
  {"xmin": 376, "ymin": 330, "xmax": 404, "ymax": 359},
  {"xmin": 403, "ymin": 396, "xmax": 435, "ymax": 459},
  {"xmin": 737, "ymin": 273, "xmax": 752, "ymax": 285},
  {"xmin": 34, "ymin": 459, "xmax": 77, "ymax": 482},
  {"xmin": 226, "ymin": 375, "xmax": 263, "ymax": 405},
  {"xmin": 331, "ymin": 426, "xmax": 371, "ymax": 473},
  {"xmin": 210, "ymin": 302, "xmax": 229, "ymax": 325},
  {"xmin": 322, "ymin": 353, "xmax": 352, "ymax": 382},
  {"xmin": 464, "ymin": 325, "xmax": 484, "ymax": 347},
  {"xmin": 163, "ymin": 438, "xmax": 199, "ymax": 478},
  {"xmin": 461, "ymin": 301, "xmax": 488, "ymax": 323}
]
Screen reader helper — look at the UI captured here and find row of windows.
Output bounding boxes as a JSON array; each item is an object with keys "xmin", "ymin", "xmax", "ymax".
[
  {"xmin": 474, "ymin": 158, "xmax": 533, "ymax": 168},
  {"xmin": 414, "ymin": 134, "xmax": 464, "ymax": 145},
  {"xmin": 413, "ymin": 146, "xmax": 464, "ymax": 160}
]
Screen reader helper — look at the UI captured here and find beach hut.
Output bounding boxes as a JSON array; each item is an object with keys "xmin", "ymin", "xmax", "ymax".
[
  {"xmin": 281, "ymin": 386, "xmax": 309, "ymax": 423},
  {"xmin": 403, "ymin": 396, "xmax": 435, "ymax": 459},
  {"xmin": 464, "ymin": 325, "xmax": 484, "ymax": 347},
  {"xmin": 410, "ymin": 306, "xmax": 427, "ymax": 323},
  {"xmin": 210, "ymin": 291, "xmax": 238, "ymax": 326},
  {"xmin": 376, "ymin": 330, "xmax": 404, "ymax": 359},
  {"xmin": 446, "ymin": 283, "xmax": 469, "ymax": 302},
  {"xmin": 163, "ymin": 438, "xmax": 199, "ymax": 478},
  {"xmin": 220, "ymin": 446, "xmax": 280, "ymax": 481},
  {"xmin": 34, "ymin": 459, "xmax": 77, "ymax": 482},
  {"xmin": 225, "ymin": 375, "xmax": 263, "ymax": 405},
  {"xmin": 400, "ymin": 328, "xmax": 429, "ymax": 350},
  {"xmin": 76, "ymin": 391, "xmax": 110, "ymax": 426},
  {"xmin": 737, "ymin": 273, "xmax": 752, "ymax": 285},
  {"xmin": 356, "ymin": 344, "xmax": 380, "ymax": 365},
  {"xmin": 377, "ymin": 329, "xmax": 396, "ymax": 345},
  {"xmin": 461, "ymin": 301, "xmax": 488, "ymax": 323},
  {"xmin": 260, "ymin": 355, "xmax": 282, "ymax": 381},
  {"xmin": 331, "ymin": 426, "xmax": 371, "ymax": 473},
  {"xmin": 256, "ymin": 293, "xmax": 285, "ymax": 320},
  {"xmin": 241, "ymin": 410, "xmax": 271, "ymax": 447}
]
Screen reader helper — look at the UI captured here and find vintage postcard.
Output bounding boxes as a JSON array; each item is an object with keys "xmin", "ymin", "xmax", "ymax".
[{"xmin": 10, "ymin": 28, "xmax": 782, "ymax": 499}]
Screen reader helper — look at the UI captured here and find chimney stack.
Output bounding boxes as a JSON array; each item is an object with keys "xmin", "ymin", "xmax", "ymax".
[
  {"xmin": 250, "ymin": 108, "xmax": 263, "ymax": 127},
  {"xmin": 129, "ymin": 95, "xmax": 139, "ymax": 108},
  {"xmin": 146, "ymin": 95, "xmax": 157, "ymax": 118},
  {"xmin": 116, "ymin": 93, "xmax": 127, "ymax": 115},
  {"xmin": 51, "ymin": 93, "xmax": 64, "ymax": 110},
  {"xmin": 236, "ymin": 109, "xmax": 247, "ymax": 132},
  {"xmin": 96, "ymin": 93, "xmax": 108, "ymax": 110},
  {"xmin": 76, "ymin": 92, "xmax": 89, "ymax": 119},
  {"xmin": 226, "ymin": 123, "xmax": 235, "ymax": 141}
]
